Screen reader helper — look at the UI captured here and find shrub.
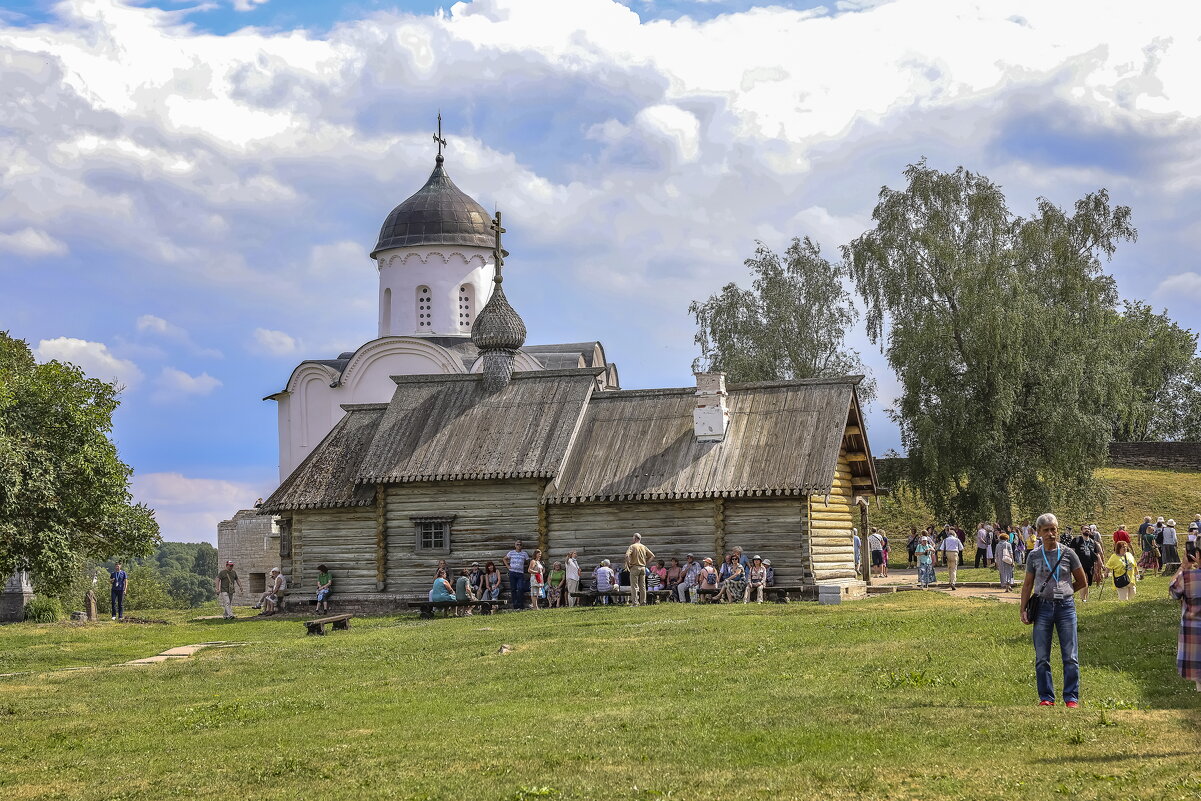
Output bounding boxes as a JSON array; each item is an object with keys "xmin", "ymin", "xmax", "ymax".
[{"xmin": 23, "ymin": 597, "xmax": 63, "ymax": 623}]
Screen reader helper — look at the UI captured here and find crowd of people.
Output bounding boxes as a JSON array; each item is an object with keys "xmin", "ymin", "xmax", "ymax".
[
  {"xmin": 852, "ymin": 513, "xmax": 1199, "ymax": 596},
  {"xmin": 424, "ymin": 537, "xmax": 783, "ymax": 614}
]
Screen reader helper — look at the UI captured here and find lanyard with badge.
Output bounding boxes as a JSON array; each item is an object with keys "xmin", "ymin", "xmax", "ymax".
[{"xmin": 1042, "ymin": 546, "xmax": 1067, "ymax": 600}]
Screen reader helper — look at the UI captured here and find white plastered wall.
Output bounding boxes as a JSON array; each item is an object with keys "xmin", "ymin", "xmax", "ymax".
[{"xmin": 376, "ymin": 247, "xmax": 494, "ymax": 337}]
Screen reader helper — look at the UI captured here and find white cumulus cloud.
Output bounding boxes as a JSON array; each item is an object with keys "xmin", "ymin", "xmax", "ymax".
[
  {"xmin": 35, "ymin": 337, "xmax": 144, "ymax": 388},
  {"xmin": 152, "ymin": 367, "xmax": 222, "ymax": 402},
  {"xmin": 0, "ymin": 227, "xmax": 68, "ymax": 257},
  {"xmin": 252, "ymin": 327, "xmax": 302, "ymax": 357},
  {"xmin": 136, "ymin": 314, "xmax": 223, "ymax": 358},
  {"xmin": 1154, "ymin": 272, "xmax": 1201, "ymax": 302},
  {"xmin": 131, "ymin": 472, "xmax": 270, "ymax": 543}
]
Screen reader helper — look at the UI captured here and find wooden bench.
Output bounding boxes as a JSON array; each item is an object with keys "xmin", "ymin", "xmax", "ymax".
[
  {"xmin": 304, "ymin": 613, "xmax": 352, "ymax": 636},
  {"xmin": 406, "ymin": 599, "xmax": 504, "ymax": 619}
]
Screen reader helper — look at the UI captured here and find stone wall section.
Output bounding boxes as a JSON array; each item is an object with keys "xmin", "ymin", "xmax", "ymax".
[{"xmin": 217, "ymin": 510, "xmax": 280, "ymax": 605}]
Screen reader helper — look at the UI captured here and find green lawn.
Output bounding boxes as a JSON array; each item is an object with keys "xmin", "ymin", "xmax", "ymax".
[{"xmin": 1, "ymin": 582, "xmax": 1197, "ymax": 801}]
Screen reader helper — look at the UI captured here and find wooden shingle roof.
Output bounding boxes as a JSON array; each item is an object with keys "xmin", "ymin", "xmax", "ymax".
[
  {"xmin": 544, "ymin": 377, "xmax": 860, "ymax": 504},
  {"xmin": 260, "ymin": 404, "xmax": 386, "ymax": 513},
  {"xmin": 355, "ymin": 369, "xmax": 599, "ymax": 484}
]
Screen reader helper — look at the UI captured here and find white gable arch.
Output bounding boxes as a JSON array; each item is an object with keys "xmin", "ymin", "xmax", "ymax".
[{"xmin": 341, "ymin": 337, "xmax": 467, "ymax": 405}]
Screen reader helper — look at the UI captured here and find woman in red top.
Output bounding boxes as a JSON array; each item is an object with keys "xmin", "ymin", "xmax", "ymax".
[{"xmin": 1113, "ymin": 525, "xmax": 1131, "ymax": 549}]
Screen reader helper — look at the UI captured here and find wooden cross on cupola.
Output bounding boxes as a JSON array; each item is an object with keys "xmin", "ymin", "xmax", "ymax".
[
  {"xmin": 490, "ymin": 210, "xmax": 509, "ymax": 282},
  {"xmin": 433, "ymin": 112, "xmax": 446, "ymax": 160}
]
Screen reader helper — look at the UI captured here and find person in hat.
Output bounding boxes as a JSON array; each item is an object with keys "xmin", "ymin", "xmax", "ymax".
[
  {"xmin": 763, "ymin": 558, "xmax": 774, "ymax": 587},
  {"xmin": 679, "ymin": 553, "xmax": 701, "ymax": 602},
  {"xmin": 1187, "ymin": 521, "xmax": 1199, "ymax": 563},
  {"xmin": 261, "ymin": 567, "xmax": 287, "ymax": 615},
  {"xmin": 215, "ymin": 560, "xmax": 241, "ymax": 620},
  {"xmin": 1163, "ymin": 519, "xmax": 1181, "ymax": 567},
  {"xmin": 747, "ymin": 555, "xmax": 768, "ymax": 603}
]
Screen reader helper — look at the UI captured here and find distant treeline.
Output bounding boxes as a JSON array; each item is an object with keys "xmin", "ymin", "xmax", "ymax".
[{"xmin": 52, "ymin": 542, "xmax": 219, "ymax": 614}]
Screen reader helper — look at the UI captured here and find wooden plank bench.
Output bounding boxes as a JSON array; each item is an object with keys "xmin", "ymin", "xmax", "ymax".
[
  {"xmin": 304, "ymin": 613, "xmax": 352, "ymax": 636},
  {"xmin": 406, "ymin": 599, "xmax": 504, "ymax": 619}
]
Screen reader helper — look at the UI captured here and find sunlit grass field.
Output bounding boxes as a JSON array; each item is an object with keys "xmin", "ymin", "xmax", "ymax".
[{"xmin": 1, "ymin": 575, "xmax": 1197, "ymax": 801}]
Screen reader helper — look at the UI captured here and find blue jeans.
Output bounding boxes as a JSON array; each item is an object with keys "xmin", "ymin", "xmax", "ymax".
[
  {"xmin": 483, "ymin": 586, "xmax": 501, "ymax": 601},
  {"xmin": 508, "ymin": 571, "xmax": 527, "ymax": 609},
  {"xmin": 111, "ymin": 588, "xmax": 124, "ymax": 619},
  {"xmin": 1032, "ymin": 598, "xmax": 1079, "ymax": 702}
]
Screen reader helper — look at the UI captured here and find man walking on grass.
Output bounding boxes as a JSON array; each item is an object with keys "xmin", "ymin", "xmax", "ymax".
[
  {"xmin": 215, "ymin": 560, "xmax": 241, "ymax": 620},
  {"xmin": 939, "ymin": 532, "xmax": 964, "ymax": 590},
  {"xmin": 625, "ymin": 533, "xmax": 655, "ymax": 606}
]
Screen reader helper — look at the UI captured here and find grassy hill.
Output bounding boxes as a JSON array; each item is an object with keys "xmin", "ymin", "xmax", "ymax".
[
  {"xmin": 1, "ymin": 579, "xmax": 1198, "ymax": 800},
  {"xmin": 871, "ymin": 466, "xmax": 1201, "ymax": 534}
]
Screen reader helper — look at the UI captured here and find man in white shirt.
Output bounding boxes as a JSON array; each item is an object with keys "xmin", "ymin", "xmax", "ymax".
[
  {"xmin": 975, "ymin": 526, "xmax": 991, "ymax": 568},
  {"xmin": 939, "ymin": 533, "xmax": 964, "ymax": 590},
  {"xmin": 505, "ymin": 540, "xmax": 530, "ymax": 610},
  {"xmin": 565, "ymin": 550, "xmax": 581, "ymax": 607},
  {"xmin": 594, "ymin": 559, "xmax": 616, "ymax": 604},
  {"xmin": 867, "ymin": 530, "xmax": 885, "ymax": 577}
]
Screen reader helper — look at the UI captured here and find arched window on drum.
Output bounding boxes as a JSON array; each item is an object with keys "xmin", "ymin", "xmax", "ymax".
[
  {"xmin": 416, "ymin": 286, "xmax": 432, "ymax": 331},
  {"xmin": 457, "ymin": 284, "xmax": 476, "ymax": 333}
]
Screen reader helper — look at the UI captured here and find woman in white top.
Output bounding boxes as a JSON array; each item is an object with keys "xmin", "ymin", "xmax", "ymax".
[{"xmin": 527, "ymin": 549, "xmax": 545, "ymax": 610}]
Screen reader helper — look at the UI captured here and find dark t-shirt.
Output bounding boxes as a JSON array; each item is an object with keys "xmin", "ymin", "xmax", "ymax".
[
  {"xmin": 1025, "ymin": 546, "xmax": 1083, "ymax": 599},
  {"xmin": 217, "ymin": 569, "xmax": 238, "ymax": 595},
  {"xmin": 111, "ymin": 569, "xmax": 127, "ymax": 592}
]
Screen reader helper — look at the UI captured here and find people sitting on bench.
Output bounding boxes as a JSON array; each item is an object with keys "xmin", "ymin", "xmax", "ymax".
[
  {"xmin": 454, "ymin": 567, "xmax": 477, "ymax": 616},
  {"xmin": 261, "ymin": 567, "xmax": 286, "ymax": 615},
  {"xmin": 594, "ymin": 559, "xmax": 617, "ymax": 604},
  {"xmin": 429, "ymin": 568, "xmax": 456, "ymax": 616}
]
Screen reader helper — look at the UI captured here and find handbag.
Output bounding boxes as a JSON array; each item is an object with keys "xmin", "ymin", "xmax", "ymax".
[
  {"xmin": 1002, "ymin": 546, "xmax": 1014, "ymax": 566},
  {"xmin": 1113, "ymin": 556, "xmax": 1132, "ymax": 588},
  {"xmin": 1024, "ymin": 549, "xmax": 1065, "ymax": 624}
]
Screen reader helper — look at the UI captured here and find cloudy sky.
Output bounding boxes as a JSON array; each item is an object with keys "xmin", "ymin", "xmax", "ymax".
[{"xmin": 3, "ymin": 0, "xmax": 1199, "ymax": 543}]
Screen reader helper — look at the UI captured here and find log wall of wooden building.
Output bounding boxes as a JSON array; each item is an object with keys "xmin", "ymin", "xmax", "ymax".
[
  {"xmin": 546, "ymin": 500, "xmax": 714, "ymax": 570},
  {"xmin": 807, "ymin": 449, "xmax": 858, "ymax": 582},
  {"xmin": 724, "ymin": 499, "xmax": 808, "ymax": 586},
  {"xmin": 383, "ymin": 479, "xmax": 542, "ymax": 597}
]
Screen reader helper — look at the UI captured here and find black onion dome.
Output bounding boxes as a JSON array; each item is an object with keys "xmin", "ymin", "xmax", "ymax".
[
  {"xmin": 471, "ymin": 284, "xmax": 527, "ymax": 351},
  {"xmin": 370, "ymin": 157, "xmax": 493, "ymax": 257}
]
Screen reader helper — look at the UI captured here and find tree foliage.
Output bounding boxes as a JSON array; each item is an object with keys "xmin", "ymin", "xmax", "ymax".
[
  {"xmin": 1109, "ymin": 301, "xmax": 1199, "ymax": 441},
  {"xmin": 0, "ymin": 332, "xmax": 160, "ymax": 594},
  {"xmin": 689, "ymin": 237, "xmax": 874, "ymax": 400},
  {"xmin": 844, "ymin": 161, "xmax": 1143, "ymax": 524},
  {"xmin": 192, "ymin": 543, "xmax": 218, "ymax": 578}
]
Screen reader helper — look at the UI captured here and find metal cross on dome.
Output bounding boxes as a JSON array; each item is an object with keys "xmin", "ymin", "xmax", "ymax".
[
  {"xmin": 433, "ymin": 112, "xmax": 446, "ymax": 159},
  {"xmin": 490, "ymin": 211, "xmax": 509, "ymax": 281}
]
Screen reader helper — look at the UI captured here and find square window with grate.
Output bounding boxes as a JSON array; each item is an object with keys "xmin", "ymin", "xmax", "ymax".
[{"xmin": 412, "ymin": 516, "xmax": 455, "ymax": 554}]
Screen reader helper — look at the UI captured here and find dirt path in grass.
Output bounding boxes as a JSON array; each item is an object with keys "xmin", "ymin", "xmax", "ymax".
[
  {"xmin": 0, "ymin": 641, "xmax": 249, "ymax": 678},
  {"xmin": 874, "ymin": 568, "xmax": 1022, "ymax": 603}
]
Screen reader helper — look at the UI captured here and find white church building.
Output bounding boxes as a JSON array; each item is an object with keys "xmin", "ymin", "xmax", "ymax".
[{"xmin": 219, "ymin": 143, "xmax": 622, "ymax": 570}]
